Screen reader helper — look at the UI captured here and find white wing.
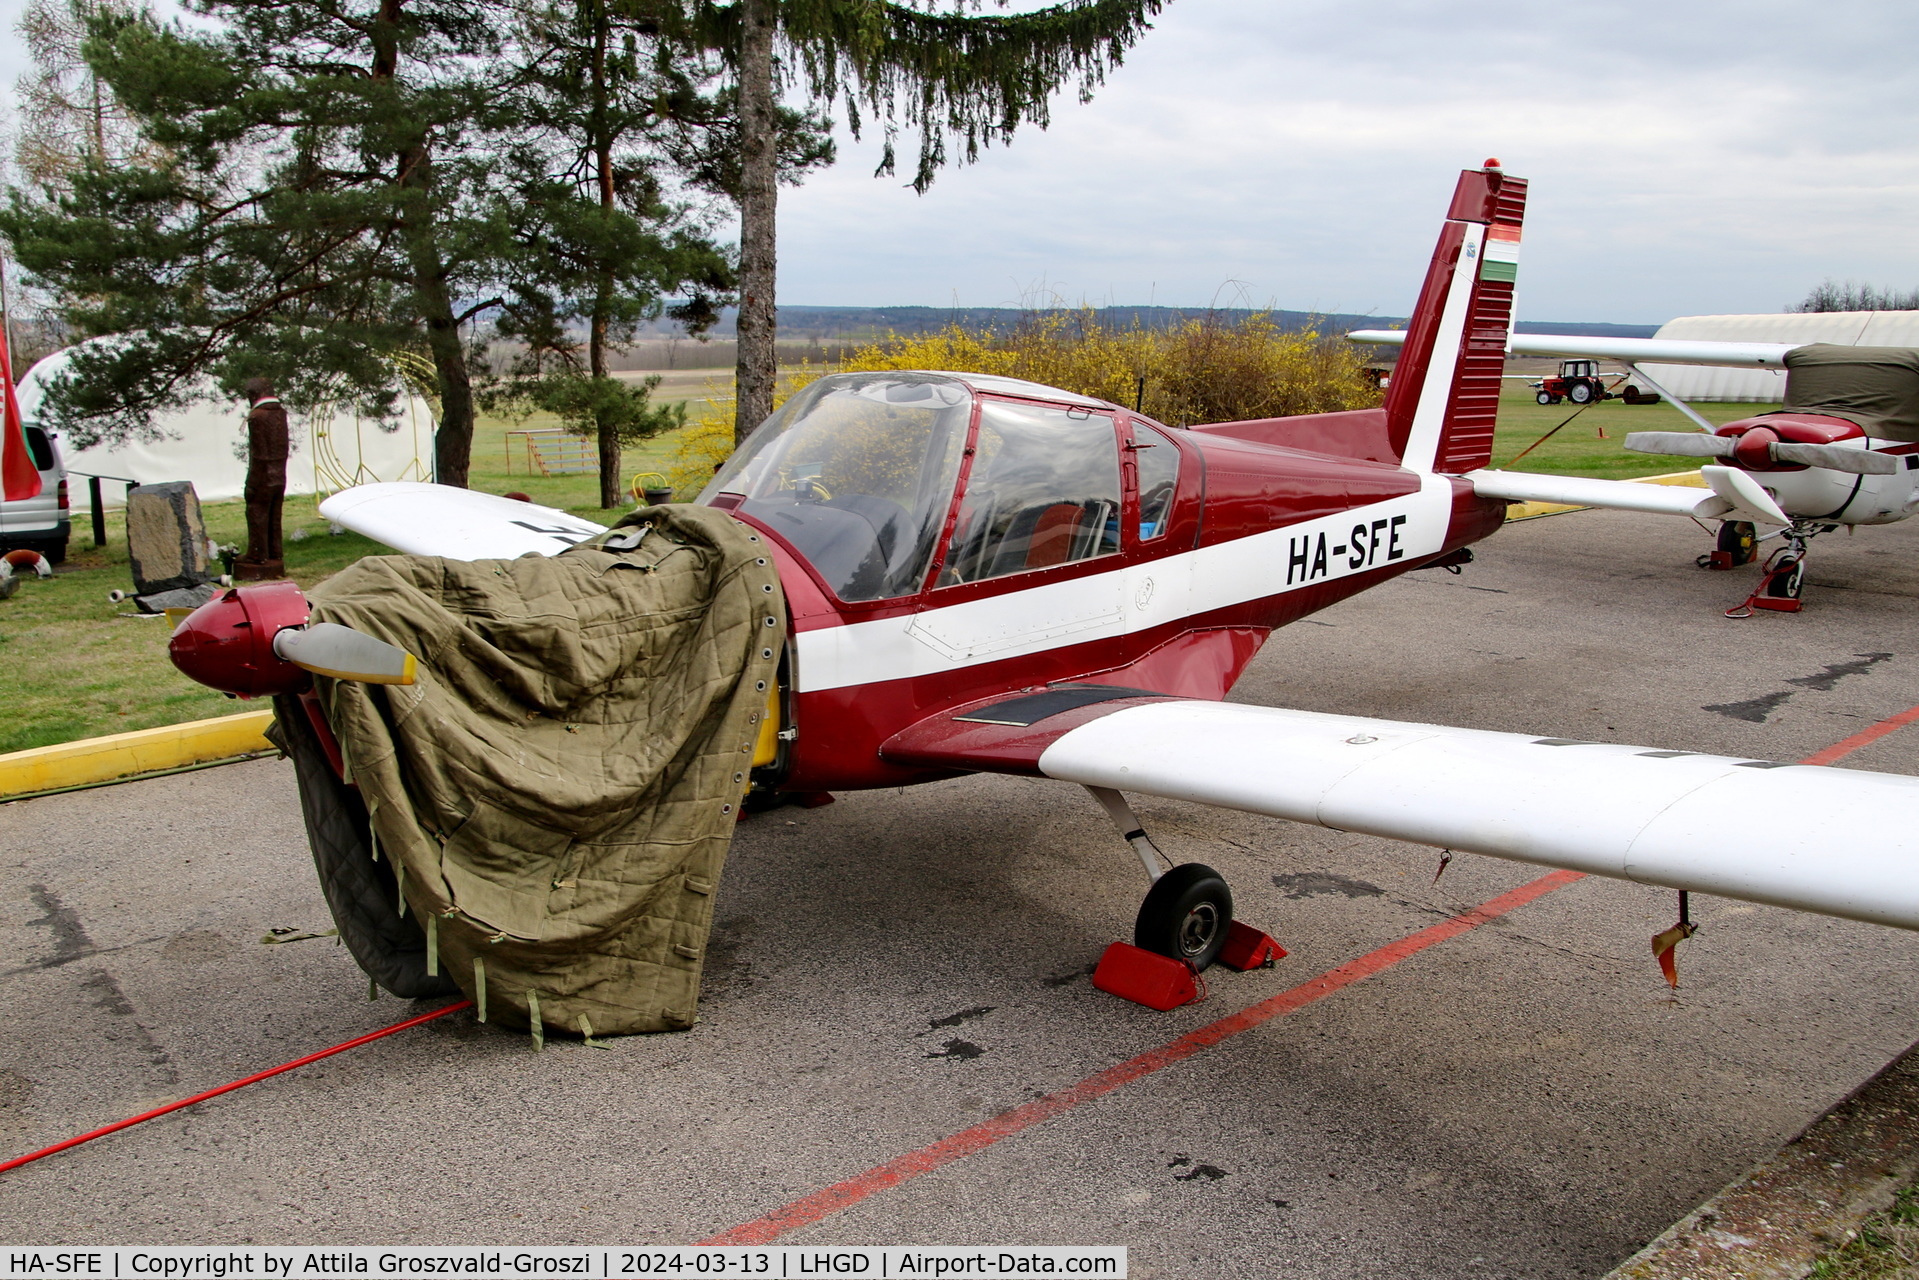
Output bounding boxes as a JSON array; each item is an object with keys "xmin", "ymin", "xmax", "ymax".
[
  {"xmin": 319, "ymin": 482, "xmax": 608, "ymax": 559},
  {"xmin": 1037, "ymin": 701, "xmax": 1919, "ymax": 931},
  {"xmin": 1351, "ymin": 328, "xmax": 1800, "ymax": 369}
]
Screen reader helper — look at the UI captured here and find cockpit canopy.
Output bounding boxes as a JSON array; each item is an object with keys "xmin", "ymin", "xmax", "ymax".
[{"xmin": 700, "ymin": 372, "xmax": 1156, "ymax": 603}]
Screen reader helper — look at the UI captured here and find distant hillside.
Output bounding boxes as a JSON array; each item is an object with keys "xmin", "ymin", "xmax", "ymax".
[
  {"xmin": 639, "ymin": 305, "xmax": 1659, "ymax": 340},
  {"xmin": 607, "ymin": 307, "xmax": 1659, "ymax": 371}
]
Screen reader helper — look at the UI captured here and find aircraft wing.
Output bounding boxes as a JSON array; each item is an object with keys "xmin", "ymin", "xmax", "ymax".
[
  {"xmin": 1350, "ymin": 329, "xmax": 1799, "ymax": 369},
  {"xmin": 318, "ymin": 482, "xmax": 608, "ymax": 559},
  {"xmin": 886, "ymin": 693, "xmax": 1919, "ymax": 931}
]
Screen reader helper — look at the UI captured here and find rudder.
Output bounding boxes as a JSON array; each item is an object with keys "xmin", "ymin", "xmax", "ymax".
[{"xmin": 1382, "ymin": 161, "xmax": 1528, "ymax": 474}]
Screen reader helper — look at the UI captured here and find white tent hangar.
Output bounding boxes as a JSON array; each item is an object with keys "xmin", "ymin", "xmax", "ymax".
[
  {"xmin": 1644, "ymin": 311, "xmax": 1919, "ymax": 402},
  {"xmin": 16, "ymin": 342, "xmax": 436, "ymax": 506}
]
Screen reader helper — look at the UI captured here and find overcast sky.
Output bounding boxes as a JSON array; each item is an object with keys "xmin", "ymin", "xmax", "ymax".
[{"xmin": 3, "ymin": 0, "xmax": 1915, "ymax": 324}]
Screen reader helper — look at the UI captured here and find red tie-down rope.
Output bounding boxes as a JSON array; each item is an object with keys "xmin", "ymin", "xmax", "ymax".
[{"xmin": 0, "ymin": 1000, "xmax": 472, "ymax": 1175}]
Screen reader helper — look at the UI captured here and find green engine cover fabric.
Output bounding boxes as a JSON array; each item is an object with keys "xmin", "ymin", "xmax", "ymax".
[
  {"xmin": 1771, "ymin": 344, "xmax": 1919, "ymax": 442},
  {"xmin": 304, "ymin": 504, "xmax": 784, "ymax": 1035}
]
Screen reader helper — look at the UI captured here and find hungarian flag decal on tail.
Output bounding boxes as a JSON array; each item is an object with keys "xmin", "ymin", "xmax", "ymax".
[
  {"xmin": 1481, "ymin": 223, "xmax": 1521, "ymax": 283},
  {"xmin": 0, "ymin": 333, "xmax": 40, "ymax": 502}
]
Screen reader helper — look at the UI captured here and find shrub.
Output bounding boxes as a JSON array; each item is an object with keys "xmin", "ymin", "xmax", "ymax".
[{"xmin": 664, "ymin": 311, "xmax": 1381, "ymax": 495}]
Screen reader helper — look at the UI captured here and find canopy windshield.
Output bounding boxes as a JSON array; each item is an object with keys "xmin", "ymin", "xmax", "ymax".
[{"xmin": 699, "ymin": 374, "xmax": 972, "ymax": 601}]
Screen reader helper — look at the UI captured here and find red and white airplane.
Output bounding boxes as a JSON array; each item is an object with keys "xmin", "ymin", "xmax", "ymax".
[
  {"xmin": 167, "ymin": 163, "xmax": 1919, "ymax": 1008},
  {"xmin": 1350, "ymin": 327, "xmax": 1919, "ymax": 613}
]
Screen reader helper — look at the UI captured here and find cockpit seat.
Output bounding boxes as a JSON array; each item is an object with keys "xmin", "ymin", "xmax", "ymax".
[{"xmin": 1023, "ymin": 503, "xmax": 1086, "ymax": 568}]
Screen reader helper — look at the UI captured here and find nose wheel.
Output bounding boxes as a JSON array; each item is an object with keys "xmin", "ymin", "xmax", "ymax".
[
  {"xmin": 1135, "ymin": 862, "xmax": 1234, "ymax": 970},
  {"xmin": 1727, "ymin": 533, "xmax": 1810, "ymax": 617}
]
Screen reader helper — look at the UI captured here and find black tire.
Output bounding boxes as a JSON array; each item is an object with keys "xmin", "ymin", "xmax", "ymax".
[
  {"xmin": 1535, "ymin": 391, "xmax": 1554, "ymax": 406},
  {"xmin": 1717, "ymin": 520, "xmax": 1757, "ymax": 567},
  {"xmin": 1134, "ymin": 863, "xmax": 1233, "ymax": 971},
  {"xmin": 1568, "ymin": 381, "xmax": 1595, "ymax": 405},
  {"xmin": 1765, "ymin": 556, "xmax": 1805, "ymax": 600},
  {"xmin": 273, "ymin": 694, "xmax": 459, "ymax": 998}
]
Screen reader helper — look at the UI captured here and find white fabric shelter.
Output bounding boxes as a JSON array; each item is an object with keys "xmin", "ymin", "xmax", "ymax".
[
  {"xmin": 1645, "ymin": 312, "xmax": 1919, "ymax": 402},
  {"xmin": 16, "ymin": 342, "xmax": 436, "ymax": 505}
]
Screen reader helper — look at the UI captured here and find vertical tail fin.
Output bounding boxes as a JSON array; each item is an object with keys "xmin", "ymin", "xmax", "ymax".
[{"xmin": 1381, "ymin": 161, "xmax": 1527, "ymax": 474}]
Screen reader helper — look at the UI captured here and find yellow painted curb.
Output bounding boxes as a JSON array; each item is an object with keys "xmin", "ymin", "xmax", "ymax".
[
  {"xmin": 1507, "ymin": 469, "xmax": 1707, "ymax": 521},
  {"xmin": 0, "ymin": 710, "xmax": 275, "ymax": 800}
]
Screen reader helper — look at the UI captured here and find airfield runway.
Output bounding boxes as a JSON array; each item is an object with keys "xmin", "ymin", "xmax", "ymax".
[{"xmin": 5, "ymin": 506, "xmax": 1919, "ymax": 1277}]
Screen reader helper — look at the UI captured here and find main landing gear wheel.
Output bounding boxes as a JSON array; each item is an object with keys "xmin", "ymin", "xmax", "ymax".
[
  {"xmin": 1697, "ymin": 520, "xmax": 1757, "ymax": 570},
  {"xmin": 1720, "ymin": 520, "xmax": 1758, "ymax": 567},
  {"xmin": 1134, "ymin": 863, "xmax": 1234, "ymax": 971}
]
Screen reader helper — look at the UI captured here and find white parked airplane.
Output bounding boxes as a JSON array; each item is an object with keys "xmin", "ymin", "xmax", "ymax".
[{"xmin": 1350, "ymin": 329, "xmax": 1919, "ymax": 613}]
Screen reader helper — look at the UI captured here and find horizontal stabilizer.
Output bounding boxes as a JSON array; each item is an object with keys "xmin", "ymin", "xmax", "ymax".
[
  {"xmin": 1771, "ymin": 442, "xmax": 1901, "ymax": 474},
  {"xmin": 1037, "ymin": 701, "xmax": 1919, "ymax": 931},
  {"xmin": 319, "ymin": 482, "xmax": 608, "ymax": 560},
  {"xmin": 1465, "ymin": 467, "xmax": 1788, "ymax": 527},
  {"xmin": 1466, "ymin": 468, "xmax": 1707, "ymax": 516},
  {"xmin": 1624, "ymin": 432, "xmax": 1734, "ymax": 458}
]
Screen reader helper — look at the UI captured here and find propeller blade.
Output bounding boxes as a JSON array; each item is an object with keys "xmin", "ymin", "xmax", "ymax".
[
  {"xmin": 1623, "ymin": 431, "xmax": 1734, "ymax": 458},
  {"xmin": 273, "ymin": 622, "xmax": 417, "ymax": 685},
  {"xmin": 1769, "ymin": 442, "xmax": 1901, "ymax": 475}
]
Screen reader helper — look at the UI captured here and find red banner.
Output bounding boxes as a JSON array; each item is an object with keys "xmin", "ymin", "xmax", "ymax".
[{"xmin": 0, "ymin": 336, "xmax": 40, "ymax": 501}]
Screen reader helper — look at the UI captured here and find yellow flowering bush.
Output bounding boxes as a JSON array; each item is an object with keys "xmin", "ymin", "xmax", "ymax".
[{"xmin": 666, "ymin": 312, "xmax": 1381, "ymax": 496}]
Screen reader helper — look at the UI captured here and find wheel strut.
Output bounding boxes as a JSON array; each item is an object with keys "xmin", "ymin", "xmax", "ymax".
[{"xmin": 1084, "ymin": 785, "xmax": 1168, "ymax": 882}]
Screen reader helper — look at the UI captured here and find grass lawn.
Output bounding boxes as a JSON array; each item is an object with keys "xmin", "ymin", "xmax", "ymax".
[
  {"xmin": 1489, "ymin": 384, "xmax": 1764, "ymax": 479},
  {"xmin": 1, "ymin": 379, "xmax": 1769, "ymax": 754},
  {"xmin": 0, "ymin": 411, "xmax": 710, "ymax": 755},
  {"xmin": 1808, "ymin": 1186, "xmax": 1919, "ymax": 1277}
]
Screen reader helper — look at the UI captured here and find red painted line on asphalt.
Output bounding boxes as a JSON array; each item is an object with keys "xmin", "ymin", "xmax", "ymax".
[
  {"xmin": 0, "ymin": 1000, "xmax": 473, "ymax": 1175},
  {"xmin": 701, "ymin": 868, "xmax": 1586, "ymax": 1245},
  {"xmin": 704, "ymin": 711, "xmax": 1919, "ymax": 1244},
  {"xmin": 1800, "ymin": 703, "xmax": 1919, "ymax": 767},
  {"xmin": 9, "ymin": 709, "xmax": 1905, "ymax": 1193}
]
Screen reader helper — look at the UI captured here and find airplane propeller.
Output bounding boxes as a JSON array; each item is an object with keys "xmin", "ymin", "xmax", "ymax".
[
  {"xmin": 272, "ymin": 622, "xmax": 418, "ymax": 685},
  {"xmin": 1626, "ymin": 431, "xmax": 1899, "ymax": 476}
]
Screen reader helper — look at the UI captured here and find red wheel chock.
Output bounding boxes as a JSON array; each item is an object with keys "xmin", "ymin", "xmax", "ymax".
[
  {"xmin": 1218, "ymin": 921, "xmax": 1287, "ymax": 970},
  {"xmin": 1092, "ymin": 943, "xmax": 1202, "ymax": 1010},
  {"xmin": 1091, "ymin": 923, "xmax": 1287, "ymax": 1011}
]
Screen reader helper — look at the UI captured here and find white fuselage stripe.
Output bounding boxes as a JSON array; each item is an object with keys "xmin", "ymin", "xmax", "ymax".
[{"xmin": 794, "ymin": 475, "xmax": 1457, "ymax": 692}]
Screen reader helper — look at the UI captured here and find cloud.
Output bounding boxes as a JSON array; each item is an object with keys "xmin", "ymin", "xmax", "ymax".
[
  {"xmin": 774, "ymin": 0, "xmax": 1919, "ymax": 321},
  {"xmin": 2, "ymin": 0, "xmax": 1913, "ymax": 322}
]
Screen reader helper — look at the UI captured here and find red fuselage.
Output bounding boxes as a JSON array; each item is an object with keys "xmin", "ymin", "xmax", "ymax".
[{"xmin": 720, "ymin": 398, "xmax": 1507, "ymax": 795}]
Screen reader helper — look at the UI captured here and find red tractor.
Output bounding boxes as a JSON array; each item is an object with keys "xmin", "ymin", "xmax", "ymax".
[
  {"xmin": 1534, "ymin": 359, "xmax": 1606, "ymax": 405},
  {"xmin": 1534, "ymin": 359, "xmax": 1662, "ymax": 406}
]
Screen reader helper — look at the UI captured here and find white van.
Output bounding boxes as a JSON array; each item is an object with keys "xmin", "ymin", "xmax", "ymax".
[{"xmin": 0, "ymin": 421, "xmax": 71, "ymax": 563}]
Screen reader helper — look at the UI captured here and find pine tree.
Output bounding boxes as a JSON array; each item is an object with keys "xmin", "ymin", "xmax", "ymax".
[
  {"xmin": 685, "ymin": 0, "xmax": 1167, "ymax": 443},
  {"xmin": 0, "ymin": 0, "xmax": 505, "ymax": 486},
  {"xmin": 12, "ymin": 0, "xmax": 162, "ymax": 186},
  {"xmin": 486, "ymin": 0, "xmax": 736, "ymax": 509}
]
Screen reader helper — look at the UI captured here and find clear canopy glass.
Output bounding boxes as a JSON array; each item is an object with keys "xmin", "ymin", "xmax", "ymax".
[
  {"xmin": 940, "ymin": 400, "xmax": 1121, "ymax": 584},
  {"xmin": 700, "ymin": 373, "xmax": 973, "ymax": 601}
]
